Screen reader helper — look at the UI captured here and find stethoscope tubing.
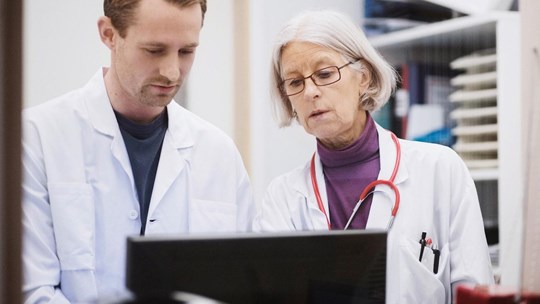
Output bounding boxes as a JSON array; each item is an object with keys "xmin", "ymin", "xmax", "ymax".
[{"xmin": 310, "ymin": 132, "xmax": 401, "ymax": 230}]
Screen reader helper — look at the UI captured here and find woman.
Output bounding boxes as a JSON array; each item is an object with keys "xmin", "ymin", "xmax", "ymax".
[{"xmin": 253, "ymin": 10, "xmax": 494, "ymax": 303}]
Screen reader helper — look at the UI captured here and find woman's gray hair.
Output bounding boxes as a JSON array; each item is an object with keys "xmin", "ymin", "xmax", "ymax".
[{"xmin": 270, "ymin": 10, "xmax": 397, "ymax": 127}]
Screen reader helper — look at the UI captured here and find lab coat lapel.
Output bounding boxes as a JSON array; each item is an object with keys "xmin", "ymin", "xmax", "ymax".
[
  {"xmin": 366, "ymin": 125, "xmax": 409, "ymax": 230},
  {"xmin": 84, "ymin": 68, "xmax": 193, "ymax": 217},
  {"xmin": 147, "ymin": 102, "xmax": 193, "ymax": 217},
  {"xmin": 84, "ymin": 68, "xmax": 136, "ymax": 193},
  {"xmin": 293, "ymin": 154, "xmax": 332, "ymax": 230}
]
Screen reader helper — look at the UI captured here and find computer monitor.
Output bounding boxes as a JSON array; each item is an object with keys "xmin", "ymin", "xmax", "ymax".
[{"xmin": 125, "ymin": 230, "xmax": 387, "ymax": 304}]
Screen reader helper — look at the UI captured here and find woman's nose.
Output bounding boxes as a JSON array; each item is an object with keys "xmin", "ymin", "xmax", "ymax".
[{"xmin": 303, "ymin": 77, "xmax": 321, "ymax": 99}]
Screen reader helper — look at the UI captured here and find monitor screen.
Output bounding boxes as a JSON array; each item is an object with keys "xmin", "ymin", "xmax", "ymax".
[{"xmin": 125, "ymin": 230, "xmax": 387, "ymax": 304}]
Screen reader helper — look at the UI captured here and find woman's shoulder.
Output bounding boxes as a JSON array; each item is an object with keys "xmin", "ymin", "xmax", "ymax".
[
  {"xmin": 400, "ymin": 139, "xmax": 461, "ymax": 161},
  {"xmin": 398, "ymin": 139, "xmax": 471, "ymax": 180},
  {"xmin": 266, "ymin": 161, "xmax": 310, "ymax": 193}
]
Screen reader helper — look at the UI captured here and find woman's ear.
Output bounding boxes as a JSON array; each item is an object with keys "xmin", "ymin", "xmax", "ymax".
[
  {"xmin": 97, "ymin": 16, "xmax": 116, "ymax": 50},
  {"xmin": 358, "ymin": 62, "xmax": 373, "ymax": 90}
]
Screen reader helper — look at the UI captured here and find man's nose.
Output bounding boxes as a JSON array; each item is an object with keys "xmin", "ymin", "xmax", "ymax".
[{"xmin": 160, "ymin": 56, "xmax": 180, "ymax": 82}]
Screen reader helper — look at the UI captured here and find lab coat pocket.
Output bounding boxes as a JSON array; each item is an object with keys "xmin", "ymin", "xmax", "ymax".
[
  {"xmin": 48, "ymin": 182, "xmax": 95, "ymax": 271},
  {"xmin": 190, "ymin": 199, "xmax": 237, "ymax": 232},
  {"xmin": 399, "ymin": 238, "xmax": 449, "ymax": 304}
]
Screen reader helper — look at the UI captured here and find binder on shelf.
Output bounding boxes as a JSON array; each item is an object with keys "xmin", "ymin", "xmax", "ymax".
[{"xmin": 390, "ymin": 61, "xmax": 454, "ymax": 144}]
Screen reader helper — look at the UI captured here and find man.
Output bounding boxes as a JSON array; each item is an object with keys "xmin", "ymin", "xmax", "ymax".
[{"xmin": 22, "ymin": 0, "xmax": 254, "ymax": 303}]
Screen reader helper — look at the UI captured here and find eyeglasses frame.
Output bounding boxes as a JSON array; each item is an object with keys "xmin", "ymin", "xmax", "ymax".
[{"xmin": 279, "ymin": 59, "xmax": 360, "ymax": 97}]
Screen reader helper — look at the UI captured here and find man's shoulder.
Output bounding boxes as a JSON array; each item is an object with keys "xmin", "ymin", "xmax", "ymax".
[
  {"xmin": 23, "ymin": 88, "xmax": 85, "ymax": 123},
  {"xmin": 267, "ymin": 161, "xmax": 309, "ymax": 192},
  {"xmin": 24, "ymin": 69, "xmax": 104, "ymax": 123}
]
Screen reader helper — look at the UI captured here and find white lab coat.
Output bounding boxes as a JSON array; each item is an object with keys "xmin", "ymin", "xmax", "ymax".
[
  {"xmin": 22, "ymin": 68, "xmax": 255, "ymax": 303},
  {"xmin": 253, "ymin": 124, "xmax": 494, "ymax": 304}
]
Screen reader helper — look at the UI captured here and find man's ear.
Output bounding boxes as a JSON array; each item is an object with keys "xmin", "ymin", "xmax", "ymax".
[{"xmin": 97, "ymin": 16, "xmax": 116, "ymax": 50}]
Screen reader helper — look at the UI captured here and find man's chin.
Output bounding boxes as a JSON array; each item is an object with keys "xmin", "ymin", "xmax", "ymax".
[{"xmin": 139, "ymin": 96, "xmax": 174, "ymax": 108}]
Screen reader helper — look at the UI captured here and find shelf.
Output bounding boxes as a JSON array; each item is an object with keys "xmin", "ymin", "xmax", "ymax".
[
  {"xmin": 450, "ymin": 106, "xmax": 498, "ymax": 120},
  {"xmin": 449, "ymin": 88, "xmax": 497, "ymax": 103},
  {"xmin": 453, "ymin": 140, "xmax": 498, "ymax": 153},
  {"xmin": 450, "ymin": 71, "xmax": 497, "ymax": 88},
  {"xmin": 450, "ymin": 49, "xmax": 497, "ymax": 70},
  {"xmin": 452, "ymin": 124, "xmax": 498, "ymax": 136},
  {"xmin": 370, "ymin": 13, "xmax": 508, "ymax": 48},
  {"xmin": 368, "ymin": 12, "xmax": 517, "ymax": 64},
  {"xmin": 469, "ymin": 168, "xmax": 499, "ymax": 181},
  {"xmin": 370, "ymin": 9, "xmax": 521, "ymax": 288}
]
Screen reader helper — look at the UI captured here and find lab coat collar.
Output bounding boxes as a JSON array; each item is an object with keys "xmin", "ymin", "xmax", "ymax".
[
  {"xmin": 146, "ymin": 103, "xmax": 194, "ymax": 216},
  {"xmin": 164, "ymin": 101, "xmax": 195, "ymax": 150},
  {"xmin": 83, "ymin": 68, "xmax": 194, "ymax": 150},
  {"xmin": 375, "ymin": 124, "xmax": 408, "ymax": 186},
  {"xmin": 82, "ymin": 69, "xmax": 137, "ymax": 193},
  {"xmin": 84, "ymin": 68, "xmax": 118, "ymax": 137},
  {"xmin": 82, "ymin": 70, "xmax": 193, "ymax": 153},
  {"xmin": 82, "ymin": 68, "xmax": 195, "ymax": 217},
  {"xmin": 304, "ymin": 153, "xmax": 331, "ymax": 229},
  {"xmin": 365, "ymin": 124, "xmax": 409, "ymax": 230}
]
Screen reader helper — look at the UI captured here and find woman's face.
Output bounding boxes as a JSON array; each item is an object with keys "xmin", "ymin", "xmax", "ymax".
[{"xmin": 281, "ymin": 41, "xmax": 369, "ymax": 149}]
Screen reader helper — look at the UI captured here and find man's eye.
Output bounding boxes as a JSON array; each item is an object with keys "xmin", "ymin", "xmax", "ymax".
[
  {"xmin": 146, "ymin": 49, "xmax": 163, "ymax": 55},
  {"xmin": 179, "ymin": 49, "xmax": 195, "ymax": 55}
]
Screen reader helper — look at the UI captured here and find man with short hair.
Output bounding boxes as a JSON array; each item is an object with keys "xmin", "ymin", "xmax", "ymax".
[{"xmin": 22, "ymin": 1, "xmax": 254, "ymax": 302}]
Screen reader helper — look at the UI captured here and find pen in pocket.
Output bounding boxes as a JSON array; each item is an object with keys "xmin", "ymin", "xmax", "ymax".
[
  {"xmin": 432, "ymin": 247, "xmax": 440, "ymax": 274},
  {"xmin": 418, "ymin": 231, "xmax": 427, "ymax": 261}
]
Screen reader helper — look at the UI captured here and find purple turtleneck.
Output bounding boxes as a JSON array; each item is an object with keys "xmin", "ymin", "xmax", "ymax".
[{"xmin": 317, "ymin": 113, "xmax": 380, "ymax": 230}]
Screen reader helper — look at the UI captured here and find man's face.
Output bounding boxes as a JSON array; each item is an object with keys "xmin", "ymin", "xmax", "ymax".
[{"xmin": 109, "ymin": 0, "xmax": 202, "ymax": 109}]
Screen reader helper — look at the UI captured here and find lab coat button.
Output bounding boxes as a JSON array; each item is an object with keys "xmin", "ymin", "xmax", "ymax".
[{"xmin": 128, "ymin": 210, "xmax": 139, "ymax": 220}]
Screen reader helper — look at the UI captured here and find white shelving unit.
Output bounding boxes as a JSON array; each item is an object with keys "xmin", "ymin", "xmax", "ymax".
[{"xmin": 370, "ymin": 12, "xmax": 522, "ymax": 286}]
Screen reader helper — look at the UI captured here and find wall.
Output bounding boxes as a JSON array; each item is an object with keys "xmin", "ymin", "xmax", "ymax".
[
  {"xmin": 520, "ymin": 0, "xmax": 540, "ymax": 294},
  {"xmin": 23, "ymin": 1, "xmax": 108, "ymax": 108},
  {"xmin": 186, "ymin": 0, "xmax": 236, "ymax": 140}
]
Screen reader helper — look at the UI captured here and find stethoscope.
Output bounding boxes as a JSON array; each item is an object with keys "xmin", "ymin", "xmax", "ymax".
[{"xmin": 310, "ymin": 132, "xmax": 401, "ymax": 231}]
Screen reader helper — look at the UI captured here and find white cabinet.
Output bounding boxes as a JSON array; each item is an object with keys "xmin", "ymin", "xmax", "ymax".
[{"xmin": 369, "ymin": 12, "xmax": 522, "ymax": 286}]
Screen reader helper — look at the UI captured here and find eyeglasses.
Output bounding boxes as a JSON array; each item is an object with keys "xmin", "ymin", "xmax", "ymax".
[{"xmin": 279, "ymin": 60, "xmax": 359, "ymax": 97}]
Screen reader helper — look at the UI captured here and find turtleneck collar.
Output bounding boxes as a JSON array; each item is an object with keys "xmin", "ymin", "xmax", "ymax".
[{"xmin": 317, "ymin": 112, "xmax": 379, "ymax": 168}]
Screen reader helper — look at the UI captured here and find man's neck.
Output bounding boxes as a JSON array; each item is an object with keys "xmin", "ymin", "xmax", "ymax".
[{"xmin": 103, "ymin": 67, "xmax": 167, "ymax": 124}]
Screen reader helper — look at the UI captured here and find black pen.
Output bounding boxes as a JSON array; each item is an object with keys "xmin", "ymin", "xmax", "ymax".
[
  {"xmin": 432, "ymin": 247, "xmax": 440, "ymax": 274},
  {"xmin": 419, "ymin": 232, "xmax": 427, "ymax": 261}
]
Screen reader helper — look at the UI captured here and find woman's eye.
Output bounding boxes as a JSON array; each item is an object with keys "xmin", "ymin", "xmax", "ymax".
[
  {"xmin": 287, "ymin": 79, "xmax": 303, "ymax": 88},
  {"xmin": 315, "ymin": 70, "xmax": 333, "ymax": 79}
]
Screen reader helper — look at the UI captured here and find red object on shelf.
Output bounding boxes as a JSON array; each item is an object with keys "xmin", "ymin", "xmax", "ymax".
[
  {"xmin": 456, "ymin": 285, "xmax": 514, "ymax": 304},
  {"xmin": 522, "ymin": 293, "xmax": 540, "ymax": 304},
  {"xmin": 456, "ymin": 285, "xmax": 540, "ymax": 304}
]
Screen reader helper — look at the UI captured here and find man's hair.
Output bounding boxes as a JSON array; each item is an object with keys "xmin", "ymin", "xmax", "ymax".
[{"xmin": 104, "ymin": 0, "xmax": 207, "ymax": 38}]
